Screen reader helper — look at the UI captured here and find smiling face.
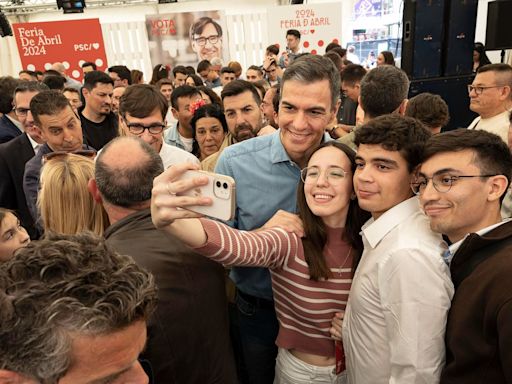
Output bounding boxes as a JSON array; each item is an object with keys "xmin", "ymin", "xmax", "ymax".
[
  {"xmin": 303, "ymin": 146, "xmax": 353, "ymax": 228},
  {"xmin": 195, "ymin": 116, "xmax": 226, "ymax": 159},
  {"xmin": 354, "ymin": 144, "xmax": 414, "ymax": 219},
  {"xmin": 191, "ymin": 22, "xmax": 223, "ymax": 61},
  {"xmin": 38, "ymin": 105, "xmax": 84, "ymax": 152},
  {"xmin": 278, "ymin": 79, "xmax": 336, "ymax": 167},
  {"xmin": 58, "ymin": 321, "xmax": 148, "ymax": 384},
  {"xmin": 0, "ymin": 212, "xmax": 30, "ymax": 262},
  {"xmin": 418, "ymin": 150, "xmax": 504, "ymax": 242}
]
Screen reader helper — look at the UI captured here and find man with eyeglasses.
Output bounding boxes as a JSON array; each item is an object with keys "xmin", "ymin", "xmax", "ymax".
[
  {"xmin": 0, "ymin": 81, "xmax": 48, "ymax": 239},
  {"xmin": 339, "ymin": 114, "xmax": 453, "ymax": 384},
  {"xmin": 416, "ymin": 129, "xmax": 512, "ymax": 384},
  {"xmin": 467, "ymin": 63, "xmax": 512, "ymax": 143},
  {"xmin": 118, "ymin": 84, "xmax": 198, "ymax": 168},
  {"xmin": 189, "ymin": 17, "xmax": 223, "ymax": 62}
]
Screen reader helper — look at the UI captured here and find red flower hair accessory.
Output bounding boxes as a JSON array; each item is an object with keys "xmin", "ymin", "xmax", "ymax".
[{"xmin": 189, "ymin": 99, "xmax": 206, "ymax": 115}]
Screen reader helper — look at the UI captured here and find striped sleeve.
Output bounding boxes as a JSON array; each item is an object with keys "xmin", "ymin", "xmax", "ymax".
[{"xmin": 194, "ymin": 218, "xmax": 300, "ymax": 270}]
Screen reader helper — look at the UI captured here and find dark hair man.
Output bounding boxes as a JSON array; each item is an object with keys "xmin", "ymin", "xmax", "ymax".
[
  {"xmin": 405, "ymin": 92, "xmax": 450, "ymax": 134},
  {"xmin": 197, "ymin": 59, "xmax": 212, "ymax": 82},
  {"xmin": 0, "ymin": 76, "xmax": 21, "ymax": 143},
  {"xmin": 156, "ymin": 78, "xmax": 174, "ymax": 103},
  {"xmin": 18, "ymin": 70, "xmax": 37, "ymax": 82},
  {"xmin": 246, "ymin": 65, "xmax": 264, "ymax": 83},
  {"xmin": 118, "ymin": 84, "xmax": 197, "ymax": 168},
  {"xmin": 0, "ymin": 81, "xmax": 48, "ymax": 239},
  {"xmin": 42, "ymin": 74, "xmax": 66, "ymax": 91},
  {"xmin": 416, "ymin": 129, "xmax": 512, "ymax": 384},
  {"xmin": 261, "ymin": 84, "xmax": 279, "ymax": 129},
  {"xmin": 0, "ymin": 231, "xmax": 157, "ymax": 383},
  {"xmin": 172, "ymin": 65, "xmax": 188, "ymax": 88},
  {"xmin": 108, "ymin": 65, "xmax": 132, "ymax": 87},
  {"xmin": 23, "ymin": 90, "xmax": 92, "ymax": 225},
  {"xmin": 212, "ymin": 55, "xmax": 340, "ymax": 383},
  {"xmin": 81, "ymin": 61, "xmax": 97, "ymax": 74},
  {"xmin": 339, "ymin": 115, "xmax": 454, "ymax": 383},
  {"xmin": 219, "ymin": 66, "xmax": 236, "ymax": 87},
  {"xmin": 331, "ymin": 64, "xmax": 367, "ymax": 138},
  {"xmin": 279, "ymin": 29, "xmax": 302, "ymax": 68},
  {"xmin": 88, "ymin": 137, "xmax": 236, "ymax": 383},
  {"xmin": 189, "ymin": 16, "xmax": 223, "ymax": 62},
  {"xmin": 338, "ymin": 65, "xmax": 410, "ymax": 150},
  {"xmin": 80, "ymin": 70, "xmax": 118, "ymax": 150},
  {"xmin": 62, "ymin": 87, "xmax": 82, "ymax": 114},
  {"xmin": 467, "ymin": 63, "xmax": 512, "ymax": 143},
  {"xmin": 164, "ymin": 85, "xmax": 202, "ymax": 152}
]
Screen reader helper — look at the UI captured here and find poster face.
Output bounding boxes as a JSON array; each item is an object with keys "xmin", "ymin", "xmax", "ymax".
[
  {"xmin": 12, "ymin": 19, "xmax": 107, "ymax": 82},
  {"xmin": 267, "ymin": 3, "xmax": 343, "ymax": 55},
  {"xmin": 146, "ymin": 11, "xmax": 229, "ymax": 68}
]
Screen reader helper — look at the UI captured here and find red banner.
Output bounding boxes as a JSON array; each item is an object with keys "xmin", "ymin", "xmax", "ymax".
[{"xmin": 13, "ymin": 19, "xmax": 107, "ymax": 82}]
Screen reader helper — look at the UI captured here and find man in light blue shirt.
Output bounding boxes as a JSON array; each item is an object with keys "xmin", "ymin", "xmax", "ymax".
[{"xmin": 215, "ymin": 54, "xmax": 340, "ymax": 384}]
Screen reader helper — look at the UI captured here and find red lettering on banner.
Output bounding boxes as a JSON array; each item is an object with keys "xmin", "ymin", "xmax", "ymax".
[
  {"xmin": 13, "ymin": 19, "xmax": 108, "ymax": 82},
  {"xmin": 150, "ymin": 19, "xmax": 177, "ymax": 36}
]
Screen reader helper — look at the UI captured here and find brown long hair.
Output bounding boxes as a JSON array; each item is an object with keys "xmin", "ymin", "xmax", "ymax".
[{"xmin": 297, "ymin": 141, "xmax": 370, "ymax": 281}]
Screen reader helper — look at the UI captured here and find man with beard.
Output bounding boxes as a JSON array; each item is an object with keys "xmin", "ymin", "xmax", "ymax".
[
  {"xmin": 201, "ymin": 80, "xmax": 265, "ymax": 172},
  {"xmin": 23, "ymin": 90, "xmax": 93, "ymax": 224},
  {"xmin": 80, "ymin": 71, "xmax": 118, "ymax": 150}
]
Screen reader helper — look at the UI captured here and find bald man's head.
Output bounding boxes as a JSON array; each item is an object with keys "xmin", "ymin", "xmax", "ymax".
[
  {"xmin": 51, "ymin": 62, "xmax": 66, "ymax": 76},
  {"xmin": 95, "ymin": 137, "xmax": 163, "ymax": 208}
]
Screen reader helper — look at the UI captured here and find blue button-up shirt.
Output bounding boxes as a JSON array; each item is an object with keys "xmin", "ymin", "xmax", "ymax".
[
  {"xmin": 164, "ymin": 121, "xmax": 187, "ymax": 151},
  {"xmin": 215, "ymin": 130, "xmax": 327, "ymax": 300}
]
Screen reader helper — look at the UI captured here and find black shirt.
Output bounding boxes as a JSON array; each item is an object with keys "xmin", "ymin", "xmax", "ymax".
[{"xmin": 79, "ymin": 111, "xmax": 118, "ymax": 150}]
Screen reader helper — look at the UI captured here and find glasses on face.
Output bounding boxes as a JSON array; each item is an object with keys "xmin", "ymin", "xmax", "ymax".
[
  {"xmin": 467, "ymin": 84, "xmax": 506, "ymax": 95},
  {"xmin": 194, "ymin": 35, "xmax": 220, "ymax": 46},
  {"xmin": 125, "ymin": 121, "xmax": 166, "ymax": 135},
  {"xmin": 300, "ymin": 166, "xmax": 348, "ymax": 185},
  {"xmin": 13, "ymin": 107, "xmax": 30, "ymax": 117},
  {"xmin": 411, "ymin": 174, "xmax": 496, "ymax": 195},
  {"xmin": 42, "ymin": 150, "xmax": 97, "ymax": 165}
]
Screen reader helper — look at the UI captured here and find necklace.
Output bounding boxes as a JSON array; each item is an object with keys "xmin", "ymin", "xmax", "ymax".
[{"xmin": 327, "ymin": 246, "xmax": 353, "ymax": 277}]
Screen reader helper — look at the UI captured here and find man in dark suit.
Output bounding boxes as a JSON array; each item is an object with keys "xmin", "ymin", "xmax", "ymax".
[
  {"xmin": 0, "ymin": 76, "xmax": 21, "ymax": 144},
  {"xmin": 0, "ymin": 82, "xmax": 47, "ymax": 238}
]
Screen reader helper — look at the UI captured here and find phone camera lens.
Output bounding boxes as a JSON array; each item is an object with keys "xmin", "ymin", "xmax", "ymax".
[
  {"xmin": 223, "ymin": 183, "xmax": 228, "ymax": 189},
  {"xmin": 216, "ymin": 181, "xmax": 221, "ymax": 188}
]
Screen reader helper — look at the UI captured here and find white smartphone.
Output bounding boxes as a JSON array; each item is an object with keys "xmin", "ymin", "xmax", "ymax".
[{"xmin": 176, "ymin": 170, "xmax": 236, "ymax": 222}]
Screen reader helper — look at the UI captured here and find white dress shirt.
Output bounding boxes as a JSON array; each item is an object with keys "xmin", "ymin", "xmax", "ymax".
[
  {"xmin": 159, "ymin": 141, "xmax": 199, "ymax": 169},
  {"xmin": 343, "ymin": 197, "xmax": 454, "ymax": 384}
]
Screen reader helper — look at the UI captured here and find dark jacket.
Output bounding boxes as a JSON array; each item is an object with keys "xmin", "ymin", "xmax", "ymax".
[
  {"xmin": 105, "ymin": 209, "xmax": 237, "ymax": 384},
  {"xmin": 0, "ymin": 133, "xmax": 37, "ymax": 238},
  {"xmin": 441, "ymin": 220, "xmax": 512, "ymax": 384},
  {"xmin": 22, "ymin": 143, "xmax": 93, "ymax": 226},
  {"xmin": 0, "ymin": 115, "xmax": 21, "ymax": 144}
]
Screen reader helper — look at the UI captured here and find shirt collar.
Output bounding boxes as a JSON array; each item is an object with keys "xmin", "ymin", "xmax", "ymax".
[
  {"xmin": 25, "ymin": 132, "xmax": 39, "ymax": 151},
  {"xmin": 269, "ymin": 130, "xmax": 332, "ymax": 165},
  {"xmin": 362, "ymin": 196, "xmax": 421, "ymax": 249},
  {"xmin": 5, "ymin": 114, "xmax": 23, "ymax": 132},
  {"xmin": 448, "ymin": 217, "xmax": 512, "ymax": 257}
]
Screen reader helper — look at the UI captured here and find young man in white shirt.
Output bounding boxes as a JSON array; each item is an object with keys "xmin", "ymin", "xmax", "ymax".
[{"xmin": 334, "ymin": 114, "xmax": 454, "ymax": 383}]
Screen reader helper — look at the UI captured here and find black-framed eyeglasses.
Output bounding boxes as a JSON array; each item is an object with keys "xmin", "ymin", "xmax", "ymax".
[
  {"xmin": 467, "ymin": 84, "xmax": 507, "ymax": 95},
  {"xmin": 125, "ymin": 122, "xmax": 166, "ymax": 135},
  {"xmin": 194, "ymin": 35, "xmax": 220, "ymax": 46},
  {"xmin": 300, "ymin": 166, "xmax": 348, "ymax": 185},
  {"xmin": 13, "ymin": 107, "xmax": 30, "ymax": 117},
  {"xmin": 411, "ymin": 174, "xmax": 497, "ymax": 195}
]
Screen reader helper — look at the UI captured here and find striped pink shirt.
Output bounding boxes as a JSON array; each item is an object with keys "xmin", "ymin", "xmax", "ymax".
[{"xmin": 196, "ymin": 218, "xmax": 353, "ymax": 357}]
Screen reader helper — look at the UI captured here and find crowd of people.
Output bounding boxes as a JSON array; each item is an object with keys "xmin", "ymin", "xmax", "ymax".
[{"xmin": 0, "ymin": 27, "xmax": 511, "ymax": 384}]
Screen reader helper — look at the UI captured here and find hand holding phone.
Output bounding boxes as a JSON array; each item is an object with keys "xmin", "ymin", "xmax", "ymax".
[{"xmin": 176, "ymin": 170, "xmax": 236, "ymax": 221}]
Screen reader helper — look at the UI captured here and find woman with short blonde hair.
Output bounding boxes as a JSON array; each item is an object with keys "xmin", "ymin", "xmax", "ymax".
[{"xmin": 38, "ymin": 154, "xmax": 108, "ymax": 236}]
